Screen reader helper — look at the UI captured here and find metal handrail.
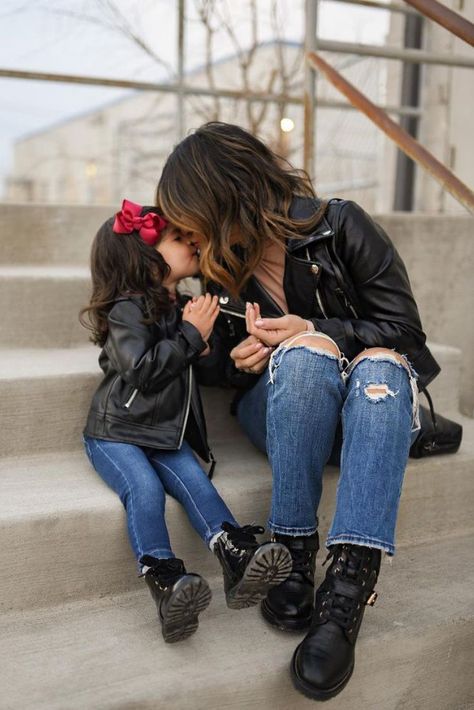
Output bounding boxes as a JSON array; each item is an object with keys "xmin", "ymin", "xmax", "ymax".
[
  {"xmin": 404, "ymin": 0, "xmax": 474, "ymax": 47},
  {"xmin": 307, "ymin": 50, "xmax": 474, "ymax": 215}
]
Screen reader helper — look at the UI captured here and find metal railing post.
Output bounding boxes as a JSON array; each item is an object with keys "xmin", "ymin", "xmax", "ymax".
[
  {"xmin": 304, "ymin": 0, "xmax": 318, "ymax": 179},
  {"xmin": 307, "ymin": 50, "xmax": 474, "ymax": 214}
]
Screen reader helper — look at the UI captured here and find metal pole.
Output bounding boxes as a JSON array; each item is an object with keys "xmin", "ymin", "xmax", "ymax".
[
  {"xmin": 304, "ymin": 0, "xmax": 318, "ymax": 179},
  {"xmin": 328, "ymin": 0, "xmax": 418, "ymax": 13},
  {"xmin": 307, "ymin": 51, "xmax": 474, "ymax": 215},
  {"xmin": 394, "ymin": 11, "xmax": 424, "ymax": 210},
  {"xmin": 177, "ymin": 0, "xmax": 185, "ymax": 140},
  {"xmin": 315, "ymin": 39, "xmax": 474, "ymax": 68},
  {"xmin": 0, "ymin": 68, "xmax": 422, "ymax": 116},
  {"xmin": 405, "ymin": 0, "xmax": 474, "ymax": 48}
]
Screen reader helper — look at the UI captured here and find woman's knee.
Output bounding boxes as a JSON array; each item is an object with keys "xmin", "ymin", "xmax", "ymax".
[
  {"xmin": 349, "ymin": 347, "xmax": 410, "ymax": 373},
  {"xmin": 280, "ymin": 333, "xmax": 341, "ymax": 358}
]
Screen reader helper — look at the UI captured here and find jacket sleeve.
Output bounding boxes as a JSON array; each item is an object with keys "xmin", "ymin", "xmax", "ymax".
[
  {"xmin": 105, "ymin": 300, "xmax": 208, "ymax": 394},
  {"xmin": 311, "ymin": 201, "xmax": 439, "ymax": 384}
]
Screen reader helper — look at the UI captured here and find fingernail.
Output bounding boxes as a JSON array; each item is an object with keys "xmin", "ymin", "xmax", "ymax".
[{"xmin": 255, "ymin": 319, "xmax": 263, "ymax": 326}]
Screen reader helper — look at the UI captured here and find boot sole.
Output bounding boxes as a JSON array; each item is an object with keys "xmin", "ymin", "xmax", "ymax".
[
  {"xmin": 260, "ymin": 598, "xmax": 312, "ymax": 632},
  {"xmin": 226, "ymin": 543, "xmax": 293, "ymax": 610},
  {"xmin": 160, "ymin": 575, "xmax": 212, "ymax": 643},
  {"xmin": 290, "ymin": 643, "xmax": 354, "ymax": 701}
]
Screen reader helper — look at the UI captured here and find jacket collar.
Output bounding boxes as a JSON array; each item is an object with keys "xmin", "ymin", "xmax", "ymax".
[{"xmin": 286, "ymin": 196, "xmax": 334, "ymax": 253}]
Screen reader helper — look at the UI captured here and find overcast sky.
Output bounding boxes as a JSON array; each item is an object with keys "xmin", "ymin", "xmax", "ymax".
[{"xmin": 0, "ymin": 0, "xmax": 390, "ymax": 195}]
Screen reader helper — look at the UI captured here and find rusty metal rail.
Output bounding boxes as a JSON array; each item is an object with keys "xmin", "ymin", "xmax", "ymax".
[
  {"xmin": 307, "ymin": 50, "xmax": 474, "ymax": 215},
  {"xmin": 404, "ymin": 0, "xmax": 474, "ymax": 47}
]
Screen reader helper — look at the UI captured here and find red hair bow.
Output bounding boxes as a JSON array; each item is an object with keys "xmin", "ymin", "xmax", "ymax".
[{"xmin": 113, "ymin": 199, "xmax": 168, "ymax": 246}]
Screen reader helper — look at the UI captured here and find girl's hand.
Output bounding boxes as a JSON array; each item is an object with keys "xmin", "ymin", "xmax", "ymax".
[
  {"xmin": 230, "ymin": 335, "xmax": 273, "ymax": 375},
  {"xmin": 183, "ymin": 294, "xmax": 219, "ymax": 342},
  {"xmin": 246, "ymin": 302, "xmax": 307, "ymax": 347}
]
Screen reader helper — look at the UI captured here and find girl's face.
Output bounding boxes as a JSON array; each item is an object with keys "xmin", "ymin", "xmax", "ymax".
[{"xmin": 156, "ymin": 227, "xmax": 200, "ymax": 283}]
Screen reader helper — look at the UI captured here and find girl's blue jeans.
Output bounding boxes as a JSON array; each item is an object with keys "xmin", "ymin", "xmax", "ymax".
[
  {"xmin": 236, "ymin": 337, "xmax": 420, "ymax": 555},
  {"xmin": 83, "ymin": 436, "xmax": 237, "ymax": 566}
]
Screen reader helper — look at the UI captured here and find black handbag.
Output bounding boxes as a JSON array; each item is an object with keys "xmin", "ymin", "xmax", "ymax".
[{"xmin": 409, "ymin": 390, "xmax": 463, "ymax": 458}]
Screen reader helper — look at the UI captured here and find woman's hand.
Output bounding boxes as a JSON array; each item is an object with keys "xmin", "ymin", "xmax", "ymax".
[
  {"xmin": 246, "ymin": 302, "xmax": 307, "ymax": 347},
  {"xmin": 230, "ymin": 335, "xmax": 273, "ymax": 375},
  {"xmin": 182, "ymin": 294, "xmax": 219, "ymax": 343}
]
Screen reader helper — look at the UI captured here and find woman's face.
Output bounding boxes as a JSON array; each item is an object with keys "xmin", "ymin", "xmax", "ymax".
[{"xmin": 155, "ymin": 228, "xmax": 200, "ymax": 282}]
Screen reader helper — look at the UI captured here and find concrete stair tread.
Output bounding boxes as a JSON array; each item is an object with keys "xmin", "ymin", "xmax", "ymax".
[
  {"xmin": 0, "ymin": 264, "xmax": 90, "ymax": 278},
  {"xmin": 0, "ymin": 418, "xmax": 473, "ymax": 613},
  {"xmin": 1, "ymin": 413, "xmax": 473, "ymax": 520},
  {"xmin": 0, "ymin": 345, "xmax": 98, "ymax": 378},
  {"xmin": 1, "ymin": 533, "xmax": 473, "ymax": 710}
]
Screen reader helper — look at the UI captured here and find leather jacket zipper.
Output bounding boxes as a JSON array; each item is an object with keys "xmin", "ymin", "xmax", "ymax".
[
  {"xmin": 178, "ymin": 366, "xmax": 193, "ymax": 448},
  {"xmin": 316, "ymin": 289, "xmax": 328, "ymax": 319},
  {"xmin": 306, "ymin": 247, "xmax": 328, "ymax": 319},
  {"xmin": 124, "ymin": 387, "xmax": 138, "ymax": 409},
  {"xmin": 219, "ymin": 306, "xmax": 246, "ymax": 319}
]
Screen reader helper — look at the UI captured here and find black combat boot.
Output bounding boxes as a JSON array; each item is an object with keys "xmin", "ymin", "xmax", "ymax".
[
  {"xmin": 291, "ymin": 543, "xmax": 381, "ymax": 700},
  {"xmin": 261, "ymin": 531, "xmax": 319, "ymax": 631},
  {"xmin": 142, "ymin": 556, "xmax": 212, "ymax": 643},
  {"xmin": 214, "ymin": 522, "xmax": 292, "ymax": 609}
]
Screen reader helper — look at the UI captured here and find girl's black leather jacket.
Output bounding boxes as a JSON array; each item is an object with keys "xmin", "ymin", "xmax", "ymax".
[
  {"xmin": 83, "ymin": 295, "xmax": 213, "ymax": 463},
  {"xmin": 200, "ymin": 197, "xmax": 440, "ymax": 394}
]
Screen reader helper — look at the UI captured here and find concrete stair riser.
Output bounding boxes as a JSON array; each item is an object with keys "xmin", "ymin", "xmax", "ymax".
[
  {"xmin": 0, "ymin": 344, "xmax": 462, "ymax": 458},
  {"xmin": 1, "ymin": 204, "xmax": 473, "ymax": 414},
  {"xmin": 1, "ymin": 424, "xmax": 473, "ymax": 613},
  {"xmin": 0, "ymin": 269, "xmax": 90, "ymax": 347},
  {"xmin": 0, "ymin": 534, "xmax": 472, "ymax": 710},
  {"xmin": 0, "ymin": 204, "xmax": 112, "ymax": 265}
]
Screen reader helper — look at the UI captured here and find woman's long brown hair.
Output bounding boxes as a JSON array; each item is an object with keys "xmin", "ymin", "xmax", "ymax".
[
  {"xmin": 79, "ymin": 208, "xmax": 172, "ymax": 347},
  {"xmin": 157, "ymin": 121, "xmax": 326, "ymax": 296}
]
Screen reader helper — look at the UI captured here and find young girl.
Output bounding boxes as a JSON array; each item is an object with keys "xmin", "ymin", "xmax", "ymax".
[{"xmin": 80, "ymin": 199, "xmax": 291, "ymax": 643}]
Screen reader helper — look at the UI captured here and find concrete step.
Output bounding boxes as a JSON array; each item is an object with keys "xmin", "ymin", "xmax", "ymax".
[
  {"xmin": 0, "ymin": 266, "xmax": 90, "ymax": 347},
  {"xmin": 1, "ymin": 415, "xmax": 473, "ymax": 614},
  {"xmin": 0, "ymin": 533, "xmax": 472, "ymax": 710},
  {"xmin": 0, "ymin": 343, "xmax": 463, "ymax": 457},
  {"xmin": 0, "ymin": 346, "xmax": 100, "ymax": 456},
  {"xmin": 0, "ymin": 203, "xmax": 112, "ymax": 265}
]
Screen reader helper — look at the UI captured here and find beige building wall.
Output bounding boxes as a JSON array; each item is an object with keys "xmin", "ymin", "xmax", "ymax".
[
  {"xmin": 415, "ymin": 0, "xmax": 474, "ymax": 213},
  {"xmin": 382, "ymin": 1, "xmax": 473, "ymax": 214},
  {"xmin": 6, "ymin": 42, "xmax": 386, "ymax": 212}
]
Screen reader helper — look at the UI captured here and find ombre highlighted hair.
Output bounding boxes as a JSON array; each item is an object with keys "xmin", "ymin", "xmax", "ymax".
[{"xmin": 157, "ymin": 122, "xmax": 326, "ymax": 296}]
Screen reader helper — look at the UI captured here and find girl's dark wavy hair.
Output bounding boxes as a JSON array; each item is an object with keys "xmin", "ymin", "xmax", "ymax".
[
  {"xmin": 157, "ymin": 121, "xmax": 326, "ymax": 297},
  {"xmin": 79, "ymin": 206, "xmax": 172, "ymax": 347}
]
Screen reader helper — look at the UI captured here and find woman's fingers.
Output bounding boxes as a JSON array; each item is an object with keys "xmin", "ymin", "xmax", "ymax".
[
  {"xmin": 230, "ymin": 336, "xmax": 263, "ymax": 362},
  {"xmin": 235, "ymin": 346, "xmax": 272, "ymax": 370}
]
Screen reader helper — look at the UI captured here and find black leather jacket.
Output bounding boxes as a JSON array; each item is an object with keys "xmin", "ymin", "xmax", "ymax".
[
  {"xmin": 83, "ymin": 296, "xmax": 213, "ymax": 463},
  {"xmin": 199, "ymin": 197, "xmax": 440, "ymax": 395}
]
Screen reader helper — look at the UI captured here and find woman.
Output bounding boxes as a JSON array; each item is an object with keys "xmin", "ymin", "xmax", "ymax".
[{"xmin": 157, "ymin": 122, "xmax": 440, "ymax": 700}]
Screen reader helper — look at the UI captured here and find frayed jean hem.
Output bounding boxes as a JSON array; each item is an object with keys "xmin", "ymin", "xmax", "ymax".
[
  {"xmin": 269, "ymin": 520, "xmax": 318, "ymax": 537},
  {"xmin": 326, "ymin": 534, "xmax": 395, "ymax": 556}
]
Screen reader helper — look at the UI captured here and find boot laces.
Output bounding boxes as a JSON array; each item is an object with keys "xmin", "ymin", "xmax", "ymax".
[
  {"xmin": 221, "ymin": 522, "xmax": 264, "ymax": 551},
  {"xmin": 144, "ymin": 557, "xmax": 185, "ymax": 587},
  {"xmin": 291, "ymin": 548, "xmax": 314, "ymax": 578},
  {"xmin": 318, "ymin": 546, "xmax": 373, "ymax": 630}
]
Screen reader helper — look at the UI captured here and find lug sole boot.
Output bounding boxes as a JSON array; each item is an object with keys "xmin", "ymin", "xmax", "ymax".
[
  {"xmin": 261, "ymin": 531, "xmax": 319, "ymax": 631},
  {"xmin": 143, "ymin": 556, "xmax": 212, "ymax": 643},
  {"xmin": 291, "ymin": 543, "xmax": 381, "ymax": 700},
  {"xmin": 214, "ymin": 523, "xmax": 292, "ymax": 610}
]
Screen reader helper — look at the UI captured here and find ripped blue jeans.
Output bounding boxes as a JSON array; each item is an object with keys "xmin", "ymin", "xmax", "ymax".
[{"xmin": 236, "ymin": 334, "xmax": 420, "ymax": 555}]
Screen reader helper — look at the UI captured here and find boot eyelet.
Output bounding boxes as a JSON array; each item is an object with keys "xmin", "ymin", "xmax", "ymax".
[
  {"xmin": 362, "ymin": 581, "xmax": 366, "ymax": 586},
  {"xmin": 362, "ymin": 567, "xmax": 368, "ymax": 573}
]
